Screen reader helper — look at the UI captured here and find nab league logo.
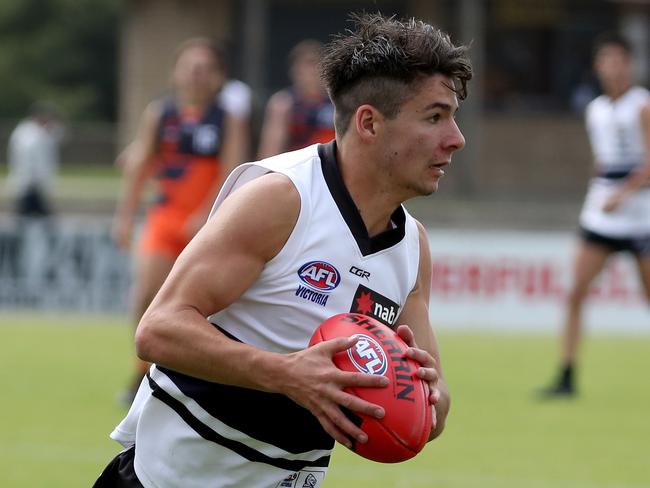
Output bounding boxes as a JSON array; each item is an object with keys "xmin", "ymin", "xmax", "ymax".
[
  {"xmin": 297, "ymin": 261, "xmax": 340, "ymax": 292},
  {"xmin": 348, "ymin": 334, "xmax": 388, "ymax": 375}
]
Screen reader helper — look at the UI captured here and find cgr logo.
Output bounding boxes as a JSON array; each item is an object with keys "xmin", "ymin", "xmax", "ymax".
[
  {"xmin": 297, "ymin": 261, "xmax": 340, "ymax": 292},
  {"xmin": 349, "ymin": 266, "xmax": 370, "ymax": 280},
  {"xmin": 348, "ymin": 334, "xmax": 388, "ymax": 375}
]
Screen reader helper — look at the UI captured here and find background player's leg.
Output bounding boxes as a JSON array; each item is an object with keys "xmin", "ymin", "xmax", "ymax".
[
  {"xmin": 633, "ymin": 254, "xmax": 650, "ymax": 303},
  {"xmin": 121, "ymin": 251, "xmax": 175, "ymax": 405},
  {"xmin": 542, "ymin": 240, "xmax": 611, "ymax": 397}
]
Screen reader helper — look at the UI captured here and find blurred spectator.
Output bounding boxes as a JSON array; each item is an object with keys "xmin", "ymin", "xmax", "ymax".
[
  {"xmin": 258, "ymin": 39, "xmax": 335, "ymax": 158},
  {"xmin": 6, "ymin": 101, "xmax": 64, "ymax": 219},
  {"xmin": 112, "ymin": 37, "xmax": 249, "ymax": 404}
]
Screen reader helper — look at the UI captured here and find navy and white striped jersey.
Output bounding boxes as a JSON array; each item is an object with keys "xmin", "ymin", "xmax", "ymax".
[
  {"xmin": 110, "ymin": 141, "xmax": 421, "ymax": 488},
  {"xmin": 580, "ymin": 86, "xmax": 650, "ymax": 237}
]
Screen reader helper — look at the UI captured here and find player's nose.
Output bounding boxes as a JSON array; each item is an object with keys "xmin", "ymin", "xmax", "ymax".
[{"xmin": 445, "ymin": 120, "xmax": 465, "ymax": 152}]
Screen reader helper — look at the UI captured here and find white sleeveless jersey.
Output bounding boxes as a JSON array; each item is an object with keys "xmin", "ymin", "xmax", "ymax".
[
  {"xmin": 110, "ymin": 142, "xmax": 421, "ymax": 488},
  {"xmin": 580, "ymin": 86, "xmax": 650, "ymax": 237}
]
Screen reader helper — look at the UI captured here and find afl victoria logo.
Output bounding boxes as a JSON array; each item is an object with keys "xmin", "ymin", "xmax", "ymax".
[
  {"xmin": 297, "ymin": 261, "xmax": 340, "ymax": 292},
  {"xmin": 348, "ymin": 334, "xmax": 388, "ymax": 375}
]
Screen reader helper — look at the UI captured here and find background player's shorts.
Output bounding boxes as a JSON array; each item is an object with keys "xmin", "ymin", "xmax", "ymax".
[
  {"xmin": 580, "ymin": 227, "xmax": 650, "ymax": 256},
  {"xmin": 139, "ymin": 207, "xmax": 191, "ymax": 259}
]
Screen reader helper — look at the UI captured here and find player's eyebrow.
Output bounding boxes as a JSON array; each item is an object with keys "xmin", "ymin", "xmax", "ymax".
[{"xmin": 422, "ymin": 102, "xmax": 458, "ymax": 114}]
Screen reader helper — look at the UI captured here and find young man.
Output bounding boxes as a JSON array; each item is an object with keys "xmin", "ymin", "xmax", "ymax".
[
  {"xmin": 112, "ymin": 38, "xmax": 249, "ymax": 403},
  {"xmin": 95, "ymin": 13, "xmax": 472, "ymax": 487},
  {"xmin": 258, "ymin": 39, "xmax": 335, "ymax": 158},
  {"xmin": 542, "ymin": 33, "xmax": 650, "ymax": 397}
]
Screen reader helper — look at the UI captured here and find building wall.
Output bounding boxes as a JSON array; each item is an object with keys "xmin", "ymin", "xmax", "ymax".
[{"xmin": 118, "ymin": 0, "xmax": 233, "ymax": 146}]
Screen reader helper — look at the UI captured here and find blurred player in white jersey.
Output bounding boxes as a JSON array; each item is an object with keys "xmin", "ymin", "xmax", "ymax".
[{"xmin": 541, "ymin": 33, "xmax": 650, "ymax": 397}]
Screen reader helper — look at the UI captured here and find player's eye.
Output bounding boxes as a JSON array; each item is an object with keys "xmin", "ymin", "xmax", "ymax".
[{"xmin": 429, "ymin": 113, "xmax": 441, "ymax": 123}]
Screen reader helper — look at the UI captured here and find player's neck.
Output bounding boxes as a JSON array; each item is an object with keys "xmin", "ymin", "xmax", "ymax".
[
  {"xmin": 604, "ymin": 81, "xmax": 632, "ymax": 101},
  {"xmin": 336, "ymin": 142, "xmax": 402, "ymax": 237},
  {"xmin": 178, "ymin": 90, "xmax": 215, "ymax": 112}
]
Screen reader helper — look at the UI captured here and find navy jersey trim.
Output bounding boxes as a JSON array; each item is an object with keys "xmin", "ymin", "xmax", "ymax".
[
  {"xmin": 318, "ymin": 141, "xmax": 407, "ymax": 256},
  {"xmin": 155, "ymin": 366, "xmax": 334, "ymax": 454},
  {"xmin": 156, "ymin": 97, "xmax": 225, "ymax": 157},
  {"xmin": 147, "ymin": 374, "xmax": 331, "ymax": 471},
  {"xmin": 596, "ymin": 167, "xmax": 635, "ymax": 180}
]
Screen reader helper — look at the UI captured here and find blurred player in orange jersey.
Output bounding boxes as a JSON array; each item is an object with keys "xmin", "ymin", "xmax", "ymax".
[
  {"xmin": 112, "ymin": 38, "xmax": 250, "ymax": 404},
  {"xmin": 257, "ymin": 39, "xmax": 335, "ymax": 158}
]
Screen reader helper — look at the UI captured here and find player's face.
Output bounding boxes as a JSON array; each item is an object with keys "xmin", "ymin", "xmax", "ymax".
[
  {"xmin": 379, "ymin": 74, "xmax": 465, "ymax": 197},
  {"xmin": 290, "ymin": 53, "xmax": 322, "ymax": 93},
  {"xmin": 172, "ymin": 46, "xmax": 224, "ymax": 97},
  {"xmin": 594, "ymin": 44, "xmax": 632, "ymax": 88}
]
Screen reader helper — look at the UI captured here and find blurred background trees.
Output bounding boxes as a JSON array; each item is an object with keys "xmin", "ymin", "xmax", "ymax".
[{"xmin": 0, "ymin": 0, "xmax": 120, "ymax": 121}]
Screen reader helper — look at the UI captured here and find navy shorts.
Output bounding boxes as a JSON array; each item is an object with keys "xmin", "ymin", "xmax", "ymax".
[
  {"xmin": 93, "ymin": 446, "xmax": 144, "ymax": 488},
  {"xmin": 580, "ymin": 227, "xmax": 650, "ymax": 256}
]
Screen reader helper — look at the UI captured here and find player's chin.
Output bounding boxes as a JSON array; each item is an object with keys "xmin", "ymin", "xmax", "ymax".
[{"xmin": 417, "ymin": 180, "xmax": 440, "ymax": 196}]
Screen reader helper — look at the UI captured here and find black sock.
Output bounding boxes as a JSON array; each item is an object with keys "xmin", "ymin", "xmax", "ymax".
[{"xmin": 559, "ymin": 364, "xmax": 574, "ymax": 388}]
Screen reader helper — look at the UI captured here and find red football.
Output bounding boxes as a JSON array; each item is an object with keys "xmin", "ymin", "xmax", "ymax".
[{"xmin": 309, "ymin": 312, "xmax": 432, "ymax": 463}]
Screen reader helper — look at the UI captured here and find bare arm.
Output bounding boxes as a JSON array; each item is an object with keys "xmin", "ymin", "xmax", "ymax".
[
  {"xmin": 112, "ymin": 101, "xmax": 161, "ymax": 248},
  {"xmin": 395, "ymin": 221, "xmax": 450, "ymax": 441},
  {"xmin": 136, "ymin": 173, "xmax": 387, "ymax": 447},
  {"xmin": 604, "ymin": 103, "xmax": 650, "ymax": 212},
  {"xmin": 183, "ymin": 110, "xmax": 251, "ymax": 238},
  {"xmin": 257, "ymin": 90, "xmax": 292, "ymax": 159}
]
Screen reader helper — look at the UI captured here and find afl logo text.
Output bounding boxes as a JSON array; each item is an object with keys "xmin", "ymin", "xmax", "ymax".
[
  {"xmin": 348, "ymin": 334, "xmax": 388, "ymax": 375},
  {"xmin": 297, "ymin": 261, "xmax": 340, "ymax": 292}
]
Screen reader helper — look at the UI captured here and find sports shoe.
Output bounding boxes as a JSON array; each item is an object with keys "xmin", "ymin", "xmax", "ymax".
[{"xmin": 537, "ymin": 382, "xmax": 575, "ymax": 399}]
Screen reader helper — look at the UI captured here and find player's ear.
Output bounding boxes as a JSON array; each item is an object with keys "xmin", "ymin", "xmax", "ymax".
[{"xmin": 354, "ymin": 104, "xmax": 382, "ymax": 142}]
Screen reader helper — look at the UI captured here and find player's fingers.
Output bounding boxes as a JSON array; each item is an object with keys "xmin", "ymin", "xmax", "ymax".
[
  {"xmin": 416, "ymin": 366, "xmax": 439, "ymax": 385},
  {"xmin": 332, "ymin": 389, "xmax": 385, "ymax": 419},
  {"xmin": 316, "ymin": 413, "xmax": 353, "ymax": 449},
  {"xmin": 431, "ymin": 405, "xmax": 438, "ymax": 432},
  {"xmin": 339, "ymin": 370, "xmax": 389, "ymax": 389},
  {"xmin": 406, "ymin": 346, "xmax": 436, "ymax": 368},
  {"xmin": 396, "ymin": 324, "xmax": 417, "ymax": 347},
  {"xmin": 323, "ymin": 404, "xmax": 368, "ymax": 445},
  {"xmin": 319, "ymin": 335, "xmax": 358, "ymax": 355},
  {"xmin": 429, "ymin": 387, "xmax": 441, "ymax": 405}
]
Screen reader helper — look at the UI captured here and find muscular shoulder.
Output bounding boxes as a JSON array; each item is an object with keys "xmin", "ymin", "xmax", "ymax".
[{"xmin": 209, "ymin": 172, "xmax": 301, "ymax": 262}]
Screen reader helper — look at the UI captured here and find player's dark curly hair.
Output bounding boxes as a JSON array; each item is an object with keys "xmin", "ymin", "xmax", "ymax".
[
  {"xmin": 592, "ymin": 31, "xmax": 632, "ymax": 57},
  {"xmin": 321, "ymin": 13, "xmax": 473, "ymax": 135}
]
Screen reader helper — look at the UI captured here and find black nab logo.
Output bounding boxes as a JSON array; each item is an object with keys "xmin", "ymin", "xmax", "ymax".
[{"xmin": 349, "ymin": 284, "xmax": 400, "ymax": 327}]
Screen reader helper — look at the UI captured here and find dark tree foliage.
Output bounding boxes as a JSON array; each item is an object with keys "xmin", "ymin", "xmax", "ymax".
[{"xmin": 0, "ymin": 0, "xmax": 121, "ymax": 121}]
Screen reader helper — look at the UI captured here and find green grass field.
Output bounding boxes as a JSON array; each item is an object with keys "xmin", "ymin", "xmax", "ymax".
[{"xmin": 1, "ymin": 313, "xmax": 648, "ymax": 488}]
